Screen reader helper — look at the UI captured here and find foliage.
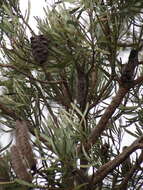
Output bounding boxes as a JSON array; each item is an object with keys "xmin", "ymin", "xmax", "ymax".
[{"xmin": 0, "ymin": 0, "xmax": 143, "ymax": 189}]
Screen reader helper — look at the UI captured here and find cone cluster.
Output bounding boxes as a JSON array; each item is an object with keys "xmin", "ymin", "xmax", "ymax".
[
  {"xmin": 11, "ymin": 120, "xmax": 36, "ymax": 182},
  {"xmin": 31, "ymin": 35, "xmax": 49, "ymax": 64}
]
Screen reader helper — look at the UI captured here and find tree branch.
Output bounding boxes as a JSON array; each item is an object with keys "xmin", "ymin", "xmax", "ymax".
[
  {"xmin": 0, "ymin": 102, "xmax": 52, "ymax": 149},
  {"xmin": 84, "ymin": 86, "xmax": 130, "ymax": 151},
  {"xmin": 0, "ymin": 102, "xmax": 19, "ymax": 120},
  {"xmin": 118, "ymin": 150, "xmax": 143, "ymax": 189},
  {"xmin": 0, "ymin": 63, "xmax": 64, "ymax": 84},
  {"xmin": 92, "ymin": 136, "xmax": 143, "ymax": 185}
]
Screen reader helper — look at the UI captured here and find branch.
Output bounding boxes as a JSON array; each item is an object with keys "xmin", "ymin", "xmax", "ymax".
[
  {"xmin": 0, "ymin": 64, "xmax": 64, "ymax": 84},
  {"xmin": 0, "ymin": 102, "xmax": 52, "ymax": 149},
  {"xmin": 0, "ymin": 102, "xmax": 19, "ymax": 120},
  {"xmin": 92, "ymin": 136, "xmax": 143, "ymax": 185},
  {"xmin": 84, "ymin": 49, "xmax": 143, "ymax": 151},
  {"xmin": 117, "ymin": 42, "xmax": 137, "ymax": 48},
  {"xmin": 118, "ymin": 150, "xmax": 143, "ymax": 189},
  {"xmin": 88, "ymin": 78, "xmax": 113, "ymax": 112},
  {"xmin": 84, "ymin": 86, "xmax": 130, "ymax": 151},
  {"xmin": 133, "ymin": 75, "xmax": 143, "ymax": 85},
  {"xmin": 42, "ymin": 67, "xmax": 72, "ymax": 109}
]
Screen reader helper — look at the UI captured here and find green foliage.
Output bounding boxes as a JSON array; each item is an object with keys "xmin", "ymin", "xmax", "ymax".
[{"xmin": 0, "ymin": 0, "xmax": 143, "ymax": 189}]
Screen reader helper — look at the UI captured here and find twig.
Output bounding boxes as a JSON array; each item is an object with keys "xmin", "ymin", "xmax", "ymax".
[
  {"xmin": 85, "ymin": 86, "xmax": 130, "ymax": 151},
  {"xmin": 118, "ymin": 151, "xmax": 143, "ymax": 189},
  {"xmin": 0, "ymin": 64, "xmax": 64, "ymax": 84},
  {"xmin": 92, "ymin": 136, "xmax": 143, "ymax": 185}
]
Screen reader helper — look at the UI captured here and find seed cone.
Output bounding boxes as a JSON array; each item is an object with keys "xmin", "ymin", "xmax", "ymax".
[
  {"xmin": 121, "ymin": 49, "xmax": 138, "ymax": 82},
  {"xmin": 31, "ymin": 35, "xmax": 49, "ymax": 64},
  {"xmin": 15, "ymin": 120, "xmax": 37, "ymax": 171},
  {"xmin": 11, "ymin": 145, "xmax": 32, "ymax": 182},
  {"xmin": 76, "ymin": 68, "xmax": 88, "ymax": 111}
]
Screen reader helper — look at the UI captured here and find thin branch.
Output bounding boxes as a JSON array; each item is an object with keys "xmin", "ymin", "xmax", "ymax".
[
  {"xmin": 117, "ymin": 42, "xmax": 137, "ymax": 48},
  {"xmin": 118, "ymin": 151, "xmax": 143, "ymax": 189},
  {"xmin": 0, "ymin": 102, "xmax": 19, "ymax": 120},
  {"xmin": 0, "ymin": 64, "xmax": 64, "ymax": 84},
  {"xmin": 88, "ymin": 78, "xmax": 113, "ymax": 112},
  {"xmin": 84, "ymin": 86, "xmax": 130, "ymax": 151},
  {"xmin": 133, "ymin": 75, "xmax": 143, "ymax": 85},
  {"xmin": 92, "ymin": 136, "xmax": 143, "ymax": 185},
  {"xmin": 0, "ymin": 102, "xmax": 52, "ymax": 148}
]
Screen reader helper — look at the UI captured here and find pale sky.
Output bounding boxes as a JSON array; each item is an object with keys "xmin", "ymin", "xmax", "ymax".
[
  {"xmin": 20, "ymin": 0, "xmax": 47, "ymax": 15},
  {"xmin": 20, "ymin": 0, "xmax": 48, "ymax": 33}
]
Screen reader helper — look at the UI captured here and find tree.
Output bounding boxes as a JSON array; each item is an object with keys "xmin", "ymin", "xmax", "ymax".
[{"xmin": 0, "ymin": 0, "xmax": 143, "ymax": 189}]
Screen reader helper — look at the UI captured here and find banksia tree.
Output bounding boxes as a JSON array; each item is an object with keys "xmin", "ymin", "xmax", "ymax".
[{"xmin": 0, "ymin": 0, "xmax": 143, "ymax": 190}]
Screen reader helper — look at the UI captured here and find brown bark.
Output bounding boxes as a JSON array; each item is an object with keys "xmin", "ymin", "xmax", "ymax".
[
  {"xmin": 85, "ymin": 86, "xmax": 130, "ymax": 151},
  {"xmin": 0, "ymin": 103, "xmax": 19, "ymax": 120},
  {"xmin": 92, "ymin": 136, "xmax": 143, "ymax": 185},
  {"xmin": 118, "ymin": 150, "xmax": 143, "ymax": 189}
]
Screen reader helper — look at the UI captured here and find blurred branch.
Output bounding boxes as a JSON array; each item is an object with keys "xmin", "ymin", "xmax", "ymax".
[
  {"xmin": 84, "ymin": 86, "xmax": 130, "ymax": 151},
  {"xmin": 117, "ymin": 42, "xmax": 137, "ymax": 48},
  {"xmin": 92, "ymin": 136, "xmax": 143, "ymax": 185},
  {"xmin": 118, "ymin": 150, "xmax": 143, "ymax": 189},
  {"xmin": 0, "ymin": 63, "xmax": 64, "ymax": 84},
  {"xmin": 133, "ymin": 76, "xmax": 143, "ymax": 85},
  {"xmin": 0, "ymin": 102, "xmax": 52, "ymax": 148},
  {"xmin": 0, "ymin": 102, "xmax": 19, "ymax": 120}
]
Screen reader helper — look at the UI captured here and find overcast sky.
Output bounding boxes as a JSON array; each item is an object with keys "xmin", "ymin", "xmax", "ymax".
[
  {"xmin": 20, "ymin": 0, "xmax": 48, "ymax": 33},
  {"xmin": 20, "ymin": 0, "xmax": 47, "ymax": 15}
]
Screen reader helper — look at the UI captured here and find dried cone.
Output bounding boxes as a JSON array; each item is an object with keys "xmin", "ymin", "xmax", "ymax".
[
  {"xmin": 31, "ymin": 35, "xmax": 49, "ymax": 64},
  {"xmin": 11, "ymin": 145, "xmax": 32, "ymax": 182},
  {"xmin": 15, "ymin": 120, "xmax": 37, "ymax": 171},
  {"xmin": 76, "ymin": 69, "xmax": 88, "ymax": 111},
  {"xmin": 121, "ymin": 49, "xmax": 138, "ymax": 82}
]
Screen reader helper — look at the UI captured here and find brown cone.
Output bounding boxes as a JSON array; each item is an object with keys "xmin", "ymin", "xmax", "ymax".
[
  {"xmin": 31, "ymin": 35, "xmax": 49, "ymax": 64},
  {"xmin": 15, "ymin": 120, "xmax": 37, "ymax": 171},
  {"xmin": 11, "ymin": 145, "xmax": 32, "ymax": 182}
]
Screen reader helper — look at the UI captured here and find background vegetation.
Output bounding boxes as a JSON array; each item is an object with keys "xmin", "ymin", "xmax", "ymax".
[{"xmin": 0, "ymin": 0, "xmax": 143, "ymax": 189}]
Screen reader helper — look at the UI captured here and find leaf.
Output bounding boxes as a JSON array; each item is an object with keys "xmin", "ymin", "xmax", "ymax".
[
  {"xmin": 15, "ymin": 179, "xmax": 34, "ymax": 188},
  {"xmin": 0, "ymin": 139, "xmax": 13, "ymax": 153},
  {"xmin": 69, "ymin": 7, "xmax": 80, "ymax": 15},
  {"xmin": 81, "ymin": 145, "xmax": 91, "ymax": 162},
  {"xmin": 67, "ymin": 20, "xmax": 78, "ymax": 27},
  {"xmin": 124, "ymin": 128, "xmax": 139, "ymax": 138},
  {"xmin": 74, "ymin": 183, "xmax": 88, "ymax": 190},
  {"xmin": 25, "ymin": 0, "xmax": 31, "ymax": 24},
  {"xmin": 135, "ymin": 124, "xmax": 143, "ymax": 136}
]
